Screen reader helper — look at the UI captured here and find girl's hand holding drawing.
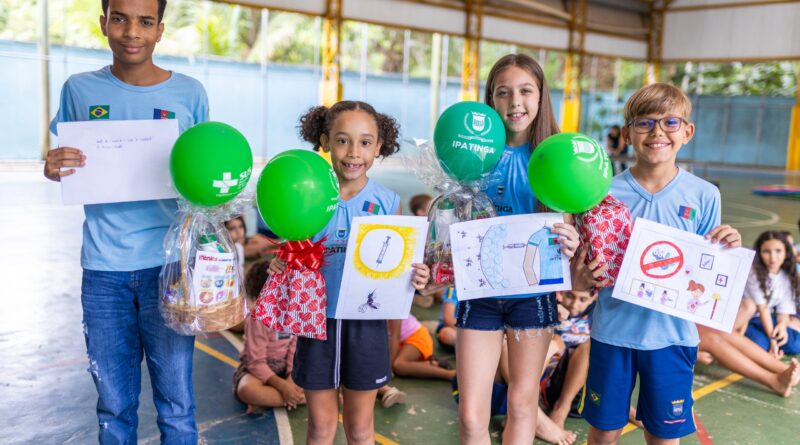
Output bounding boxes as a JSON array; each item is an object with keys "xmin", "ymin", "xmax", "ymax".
[
  {"xmin": 550, "ymin": 222, "xmax": 580, "ymax": 258},
  {"xmin": 410, "ymin": 263, "xmax": 431, "ymax": 290},
  {"xmin": 570, "ymin": 247, "xmax": 610, "ymax": 292}
]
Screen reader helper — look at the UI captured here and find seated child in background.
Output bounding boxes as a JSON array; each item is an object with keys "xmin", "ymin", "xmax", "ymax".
[
  {"xmin": 541, "ymin": 290, "xmax": 596, "ymax": 428},
  {"xmin": 733, "ymin": 230, "xmax": 800, "ymax": 356},
  {"xmin": 409, "ymin": 193, "xmax": 438, "ymax": 308},
  {"xmin": 224, "ymin": 216, "xmax": 246, "ymax": 277},
  {"xmin": 243, "ymin": 211, "xmax": 281, "ymax": 260},
  {"xmin": 233, "ymin": 259, "xmax": 305, "ymax": 412},
  {"xmin": 389, "ymin": 314, "xmax": 456, "ymax": 381},
  {"xmin": 437, "ymin": 288, "xmax": 458, "ymax": 348},
  {"xmin": 225, "ymin": 216, "xmax": 248, "ymax": 333},
  {"xmin": 697, "ymin": 324, "xmax": 799, "ymax": 397}
]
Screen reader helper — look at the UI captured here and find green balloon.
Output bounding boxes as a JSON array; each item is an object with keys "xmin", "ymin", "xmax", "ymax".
[
  {"xmin": 434, "ymin": 101, "xmax": 505, "ymax": 182},
  {"xmin": 256, "ymin": 150, "xmax": 340, "ymax": 240},
  {"xmin": 528, "ymin": 133, "xmax": 612, "ymax": 213},
  {"xmin": 170, "ymin": 122, "xmax": 253, "ymax": 206}
]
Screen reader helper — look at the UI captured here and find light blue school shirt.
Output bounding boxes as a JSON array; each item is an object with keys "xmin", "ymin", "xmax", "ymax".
[
  {"xmin": 591, "ymin": 168, "xmax": 721, "ymax": 350},
  {"xmin": 482, "ymin": 143, "xmax": 536, "ymax": 216},
  {"xmin": 457, "ymin": 142, "xmax": 544, "ymax": 300},
  {"xmin": 50, "ymin": 66, "xmax": 209, "ymax": 271},
  {"xmin": 313, "ymin": 179, "xmax": 400, "ymax": 318}
]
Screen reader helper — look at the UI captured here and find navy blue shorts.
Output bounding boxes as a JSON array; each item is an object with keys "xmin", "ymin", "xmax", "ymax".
[
  {"xmin": 745, "ymin": 315, "xmax": 800, "ymax": 355},
  {"xmin": 455, "ymin": 293, "xmax": 559, "ymax": 331},
  {"xmin": 580, "ymin": 339, "xmax": 697, "ymax": 439},
  {"xmin": 292, "ymin": 318, "xmax": 390, "ymax": 391}
]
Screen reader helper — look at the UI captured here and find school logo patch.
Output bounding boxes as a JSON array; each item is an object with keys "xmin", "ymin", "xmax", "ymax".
[
  {"xmin": 589, "ymin": 389, "xmax": 601, "ymax": 406},
  {"xmin": 362, "ymin": 201, "xmax": 381, "ymax": 215},
  {"xmin": 671, "ymin": 399, "xmax": 684, "ymax": 416},
  {"xmin": 89, "ymin": 105, "xmax": 109, "ymax": 120},
  {"xmin": 679, "ymin": 205, "xmax": 696, "ymax": 221},
  {"xmin": 336, "ymin": 228, "xmax": 348, "ymax": 239},
  {"xmin": 153, "ymin": 108, "xmax": 176, "ymax": 119}
]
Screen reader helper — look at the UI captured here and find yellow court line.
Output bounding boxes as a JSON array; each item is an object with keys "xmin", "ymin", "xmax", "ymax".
[
  {"xmin": 692, "ymin": 372, "xmax": 744, "ymax": 399},
  {"xmin": 196, "ymin": 341, "xmax": 399, "ymax": 445},
  {"xmin": 195, "ymin": 340, "xmax": 240, "ymax": 368},
  {"xmin": 578, "ymin": 372, "xmax": 744, "ymax": 445},
  {"xmin": 338, "ymin": 414, "xmax": 399, "ymax": 445}
]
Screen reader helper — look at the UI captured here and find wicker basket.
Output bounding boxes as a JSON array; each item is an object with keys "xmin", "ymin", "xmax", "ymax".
[{"xmin": 161, "ymin": 215, "xmax": 247, "ymax": 334}]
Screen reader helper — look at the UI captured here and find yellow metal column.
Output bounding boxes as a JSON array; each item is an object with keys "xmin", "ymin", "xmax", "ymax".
[
  {"xmin": 321, "ymin": 0, "xmax": 342, "ymax": 107},
  {"xmin": 787, "ymin": 67, "xmax": 800, "ymax": 172},
  {"xmin": 560, "ymin": 0, "xmax": 586, "ymax": 133},
  {"xmin": 645, "ymin": 1, "xmax": 670, "ymax": 85},
  {"xmin": 460, "ymin": 0, "xmax": 484, "ymax": 102}
]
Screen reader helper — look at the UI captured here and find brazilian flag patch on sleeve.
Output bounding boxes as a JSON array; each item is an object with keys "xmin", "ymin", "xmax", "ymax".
[{"xmin": 89, "ymin": 105, "xmax": 110, "ymax": 120}]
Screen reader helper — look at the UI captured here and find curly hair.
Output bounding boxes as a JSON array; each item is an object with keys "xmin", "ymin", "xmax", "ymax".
[
  {"xmin": 244, "ymin": 258, "xmax": 271, "ymax": 299},
  {"xmin": 752, "ymin": 231, "xmax": 799, "ymax": 306},
  {"xmin": 298, "ymin": 101, "xmax": 400, "ymax": 158}
]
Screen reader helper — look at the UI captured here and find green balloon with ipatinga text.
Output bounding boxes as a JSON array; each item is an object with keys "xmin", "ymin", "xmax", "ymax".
[
  {"xmin": 170, "ymin": 122, "xmax": 253, "ymax": 206},
  {"xmin": 433, "ymin": 101, "xmax": 505, "ymax": 182}
]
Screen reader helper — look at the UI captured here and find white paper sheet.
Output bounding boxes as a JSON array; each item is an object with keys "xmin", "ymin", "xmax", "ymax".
[
  {"xmin": 611, "ymin": 218, "xmax": 755, "ymax": 332},
  {"xmin": 335, "ymin": 216, "xmax": 429, "ymax": 320},
  {"xmin": 56, "ymin": 119, "xmax": 179, "ymax": 205},
  {"xmin": 450, "ymin": 213, "xmax": 572, "ymax": 300}
]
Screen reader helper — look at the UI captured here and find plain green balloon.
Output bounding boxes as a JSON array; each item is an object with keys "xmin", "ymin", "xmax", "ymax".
[
  {"xmin": 170, "ymin": 121, "xmax": 253, "ymax": 206},
  {"xmin": 433, "ymin": 101, "xmax": 505, "ymax": 182},
  {"xmin": 256, "ymin": 150, "xmax": 340, "ymax": 241},
  {"xmin": 528, "ymin": 133, "xmax": 612, "ymax": 213}
]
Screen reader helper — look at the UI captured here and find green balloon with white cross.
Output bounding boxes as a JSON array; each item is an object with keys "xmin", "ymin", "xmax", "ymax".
[{"xmin": 170, "ymin": 121, "xmax": 253, "ymax": 206}]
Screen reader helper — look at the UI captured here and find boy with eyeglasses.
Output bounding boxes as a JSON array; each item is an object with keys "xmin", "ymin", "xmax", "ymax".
[{"xmin": 579, "ymin": 83, "xmax": 741, "ymax": 445}]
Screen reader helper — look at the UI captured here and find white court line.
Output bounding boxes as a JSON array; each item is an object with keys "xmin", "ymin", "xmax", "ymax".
[
  {"xmin": 715, "ymin": 388, "xmax": 800, "ymax": 416},
  {"xmin": 723, "ymin": 202, "xmax": 780, "ymax": 228}
]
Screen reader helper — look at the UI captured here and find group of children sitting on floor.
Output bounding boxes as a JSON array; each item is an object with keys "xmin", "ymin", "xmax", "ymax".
[{"xmin": 226, "ymin": 196, "xmax": 800, "ymax": 443}]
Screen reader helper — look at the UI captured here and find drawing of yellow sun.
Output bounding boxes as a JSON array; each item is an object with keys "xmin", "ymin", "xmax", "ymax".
[{"xmin": 353, "ymin": 224, "xmax": 417, "ymax": 280}]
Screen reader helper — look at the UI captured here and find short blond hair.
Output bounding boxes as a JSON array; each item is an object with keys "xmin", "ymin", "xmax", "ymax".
[{"xmin": 623, "ymin": 83, "xmax": 692, "ymax": 123}]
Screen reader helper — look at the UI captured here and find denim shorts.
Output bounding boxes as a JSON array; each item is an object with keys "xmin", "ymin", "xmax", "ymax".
[{"xmin": 455, "ymin": 293, "xmax": 559, "ymax": 331}]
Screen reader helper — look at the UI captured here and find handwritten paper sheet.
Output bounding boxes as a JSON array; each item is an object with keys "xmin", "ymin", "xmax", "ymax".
[{"xmin": 56, "ymin": 119, "xmax": 179, "ymax": 205}]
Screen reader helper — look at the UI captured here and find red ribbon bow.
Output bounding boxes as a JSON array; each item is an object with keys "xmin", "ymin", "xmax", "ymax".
[{"xmin": 275, "ymin": 237, "xmax": 327, "ymax": 271}]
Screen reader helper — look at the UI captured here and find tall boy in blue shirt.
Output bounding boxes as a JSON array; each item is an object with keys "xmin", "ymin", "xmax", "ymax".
[
  {"xmin": 44, "ymin": 0, "xmax": 208, "ymax": 443},
  {"xmin": 579, "ymin": 84, "xmax": 741, "ymax": 445}
]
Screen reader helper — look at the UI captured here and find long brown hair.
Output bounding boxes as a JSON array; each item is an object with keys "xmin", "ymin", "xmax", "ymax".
[
  {"xmin": 753, "ymin": 231, "xmax": 799, "ymax": 306},
  {"xmin": 483, "ymin": 54, "xmax": 559, "ymax": 151}
]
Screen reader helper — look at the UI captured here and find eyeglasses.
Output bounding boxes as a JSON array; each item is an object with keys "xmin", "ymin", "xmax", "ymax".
[{"xmin": 626, "ymin": 116, "xmax": 687, "ymax": 134}]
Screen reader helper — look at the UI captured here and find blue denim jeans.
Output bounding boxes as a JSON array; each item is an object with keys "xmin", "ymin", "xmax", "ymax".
[{"xmin": 81, "ymin": 266, "xmax": 197, "ymax": 445}]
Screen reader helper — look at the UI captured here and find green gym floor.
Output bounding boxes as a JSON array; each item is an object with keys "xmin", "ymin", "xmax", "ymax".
[{"xmin": 1, "ymin": 163, "xmax": 798, "ymax": 444}]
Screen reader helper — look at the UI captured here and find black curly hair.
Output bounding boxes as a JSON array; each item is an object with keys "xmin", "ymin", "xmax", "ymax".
[
  {"xmin": 298, "ymin": 101, "xmax": 400, "ymax": 158},
  {"xmin": 244, "ymin": 258, "xmax": 271, "ymax": 300},
  {"xmin": 752, "ymin": 230, "xmax": 798, "ymax": 306}
]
